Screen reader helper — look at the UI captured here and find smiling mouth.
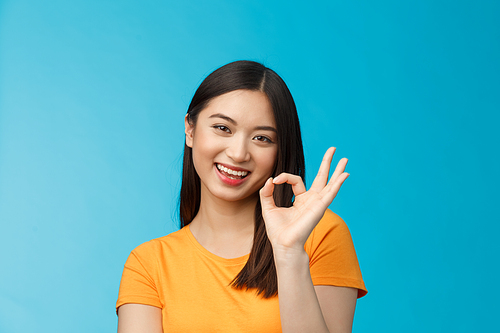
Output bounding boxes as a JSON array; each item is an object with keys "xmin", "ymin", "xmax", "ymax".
[{"xmin": 216, "ymin": 164, "xmax": 250, "ymax": 180}]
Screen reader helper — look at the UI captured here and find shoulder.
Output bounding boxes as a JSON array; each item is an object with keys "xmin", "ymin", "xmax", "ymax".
[
  {"xmin": 304, "ymin": 208, "xmax": 356, "ymax": 260},
  {"xmin": 306, "ymin": 209, "xmax": 351, "ymax": 244},
  {"xmin": 126, "ymin": 228, "xmax": 187, "ymax": 264},
  {"xmin": 317, "ymin": 209, "xmax": 348, "ymax": 231}
]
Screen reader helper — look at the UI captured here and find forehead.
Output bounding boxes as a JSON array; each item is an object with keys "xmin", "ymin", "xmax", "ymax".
[{"xmin": 200, "ymin": 90, "xmax": 276, "ymax": 126}]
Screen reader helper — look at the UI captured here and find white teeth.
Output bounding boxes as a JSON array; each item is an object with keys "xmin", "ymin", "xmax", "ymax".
[{"xmin": 217, "ymin": 164, "xmax": 248, "ymax": 177}]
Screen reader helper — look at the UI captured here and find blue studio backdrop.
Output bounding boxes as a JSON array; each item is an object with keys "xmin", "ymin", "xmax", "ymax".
[{"xmin": 0, "ymin": 0, "xmax": 499, "ymax": 332}]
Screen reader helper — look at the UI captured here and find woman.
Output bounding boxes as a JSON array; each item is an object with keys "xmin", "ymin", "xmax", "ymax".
[{"xmin": 116, "ymin": 60, "xmax": 367, "ymax": 333}]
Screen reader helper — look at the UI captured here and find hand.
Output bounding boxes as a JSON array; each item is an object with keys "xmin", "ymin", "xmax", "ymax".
[{"xmin": 259, "ymin": 147, "xmax": 349, "ymax": 252}]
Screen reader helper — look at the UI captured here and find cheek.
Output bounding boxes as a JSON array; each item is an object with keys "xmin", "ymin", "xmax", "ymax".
[
  {"xmin": 191, "ymin": 132, "xmax": 219, "ymax": 169},
  {"xmin": 260, "ymin": 148, "xmax": 278, "ymax": 176}
]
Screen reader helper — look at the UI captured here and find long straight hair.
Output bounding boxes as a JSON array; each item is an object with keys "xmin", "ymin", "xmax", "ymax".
[{"xmin": 179, "ymin": 60, "xmax": 305, "ymax": 298}]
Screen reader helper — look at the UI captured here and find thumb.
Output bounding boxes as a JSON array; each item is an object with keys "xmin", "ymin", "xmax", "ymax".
[{"xmin": 259, "ymin": 177, "xmax": 276, "ymax": 211}]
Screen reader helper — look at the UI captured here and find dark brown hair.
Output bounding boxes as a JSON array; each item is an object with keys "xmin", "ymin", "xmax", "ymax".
[{"xmin": 179, "ymin": 60, "xmax": 305, "ymax": 298}]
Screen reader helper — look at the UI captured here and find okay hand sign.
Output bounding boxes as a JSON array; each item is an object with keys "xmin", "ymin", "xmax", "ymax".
[{"xmin": 259, "ymin": 147, "xmax": 349, "ymax": 253}]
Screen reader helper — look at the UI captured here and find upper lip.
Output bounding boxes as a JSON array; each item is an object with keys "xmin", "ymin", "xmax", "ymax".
[{"xmin": 216, "ymin": 163, "xmax": 251, "ymax": 172}]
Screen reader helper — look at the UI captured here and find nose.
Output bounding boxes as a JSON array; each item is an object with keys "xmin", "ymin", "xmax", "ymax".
[{"xmin": 225, "ymin": 135, "xmax": 250, "ymax": 163}]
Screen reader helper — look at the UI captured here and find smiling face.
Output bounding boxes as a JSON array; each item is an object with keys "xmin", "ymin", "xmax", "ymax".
[{"xmin": 185, "ymin": 89, "xmax": 278, "ymax": 204}]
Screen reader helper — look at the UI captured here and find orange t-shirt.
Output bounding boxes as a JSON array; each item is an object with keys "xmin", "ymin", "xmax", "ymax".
[{"xmin": 116, "ymin": 209, "xmax": 367, "ymax": 332}]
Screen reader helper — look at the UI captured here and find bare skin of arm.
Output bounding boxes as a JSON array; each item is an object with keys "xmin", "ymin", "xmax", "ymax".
[
  {"xmin": 315, "ymin": 285, "xmax": 358, "ymax": 333},
  {"xmin": 117, "ymin": 304, "xmax": 162, "ymax": 333}
]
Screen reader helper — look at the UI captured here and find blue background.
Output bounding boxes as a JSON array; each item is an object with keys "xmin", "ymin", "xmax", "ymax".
[{"xmin": 1, "ymin": 0, "xmax": 499, "ymax": 332}]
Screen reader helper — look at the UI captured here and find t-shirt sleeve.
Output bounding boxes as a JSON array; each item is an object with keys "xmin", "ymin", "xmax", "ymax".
[
  {"xmin": 305, "ymin": 209, "xmax": 368, "ymax": 298},
  {"xmin": 116, "ymin": 240, "xmax": 163, "ymax": 311}
]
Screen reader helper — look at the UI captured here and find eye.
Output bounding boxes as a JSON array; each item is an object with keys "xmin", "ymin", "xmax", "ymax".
[
  {"xmin": 213, "ymin": 125, "xmax": 231, "ymax": 133},
  {"xmin": 254, "ymin": 135, "xmax": 274, "ymax": 143}
]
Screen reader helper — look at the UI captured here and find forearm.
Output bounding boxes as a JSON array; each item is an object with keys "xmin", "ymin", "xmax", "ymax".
[{"xmin": 274, "ymin": 247, "xmax": 330, "ymax": 333}]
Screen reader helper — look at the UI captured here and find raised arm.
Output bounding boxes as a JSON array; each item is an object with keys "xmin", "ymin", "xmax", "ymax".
[
  {"xmin": 260, "ymin": 147, "xmax": 358, "ymax": 333},
  {"xmin": 274, "ymin": 249, "xmax": 358, "ymax": 333}
]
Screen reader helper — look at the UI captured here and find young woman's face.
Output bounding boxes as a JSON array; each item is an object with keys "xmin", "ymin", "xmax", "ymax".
[{"xmin": 185, "ymin": 89, "xmax": 278, "ymax": 204}]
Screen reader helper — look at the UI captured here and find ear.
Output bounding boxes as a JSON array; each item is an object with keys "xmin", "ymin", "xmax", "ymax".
[{"xmin": 184, "ymin": 114, "xmax": 195, "ymax": 148}]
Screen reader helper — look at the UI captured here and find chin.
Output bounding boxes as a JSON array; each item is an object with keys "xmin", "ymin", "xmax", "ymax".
[
  {"xmin": 205, "ymin": 184, "xmax": 259, "ymax": 204},
  {"xmin": 215, "ymin": 191, "xmax": 258, "ymax": 203}
]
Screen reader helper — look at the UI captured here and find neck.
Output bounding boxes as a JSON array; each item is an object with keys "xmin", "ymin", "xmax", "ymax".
[
  {"xmin": 188, "ymin": 186, "xmax": 258, "ymax": 258},
  {"xmin": 192, "ymin": 189, "xmax": 257, "ymax": 235}
]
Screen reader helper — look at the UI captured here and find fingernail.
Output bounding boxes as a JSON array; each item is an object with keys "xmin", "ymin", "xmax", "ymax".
[{"xmin": 272, "ymin": 176, "xmax": 279, "ymax": 184}]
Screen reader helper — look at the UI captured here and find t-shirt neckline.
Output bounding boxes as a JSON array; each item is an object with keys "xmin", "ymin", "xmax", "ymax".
[{"xmin": 184, "ymin": 224, "xmax": 250, "ymax": 265}]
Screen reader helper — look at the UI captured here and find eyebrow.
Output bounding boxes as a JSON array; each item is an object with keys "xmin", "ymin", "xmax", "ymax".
[
  {"xmin": 208, "ymin": 113, "xmax": 277, "ymax": 133},
  {"xmin": 209, "ymin": 113, "xmax": 236, "ymax": 124}
]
